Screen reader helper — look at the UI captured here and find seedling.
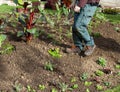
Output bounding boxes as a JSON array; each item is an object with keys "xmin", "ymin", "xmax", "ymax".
[
  {"xmin": 27, "ymin": 85, "xmax": 32, "ymax": 92},
  {"xmin": 70, "ymin": 77, "xmax": 77, "ymax": 83},
  {"xmin": 59, "ymin": 82, "xmax": 71, "ymax": 92},
  {"xmin": 97, "ymin": 57, "xmax": 107, "ymax": 67},
  {"xmin": 38, "ymin": 84, "xmax": 46, "ymax": 90},
  {"xmin": 104, "ymin": 82, "xmax": 111, "ymax": 87},
  {"xmin": 51, "ymin": 88, "xmax": 58, "ymax": 92},
  {"xmin": 92, "ymin": 32, "xmax": 101, "ymax": 38},
  {"xmin": 80, "ymin": 73, "xmax": 88, "ymax": 81},
  {"xmin": 115, "ymin": 64, "xmax": 120, "ymax": 69},
  {"xmin": 84, "ymin": 81, "xmax": 92, "ymax": 87},
  {"xmin": 0, "ymin": 34, "xmax": 6, "ymax": 47},
  {"xmin": 95, "ymin": 70, "xmax": 104, "ymax": 76},
  {"xmin": 71, "ymin": 84, "xmax": 78, "ymax": 89},
  {"xmin": 44, "ymin": 62, "xmax": 54, "ymax": 71},
  {"xmin": 0, "ymin": 43, "xmax": 15, "ymax": 54},
  {"xmin": 96, "ymin": 84, "xmax": 103, "ymax": 91},
  {"xmin": 13, "ymin": 83, "xmax": 22, "ymax": 92},
  {"xmin": 86, "ymin": 88, "xmax": 90, "ymax": 92},
  {"xmin": 48, "ymin": 48, "xmax": 62, "ymax": 58}
]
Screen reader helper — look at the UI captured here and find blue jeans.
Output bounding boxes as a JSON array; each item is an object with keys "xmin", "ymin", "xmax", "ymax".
[{"xmin": 72, "ymin": 4, "xmax": 97, "ymax": 50}]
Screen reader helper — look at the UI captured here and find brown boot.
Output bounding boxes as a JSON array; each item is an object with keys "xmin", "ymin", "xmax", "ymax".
[
  {"xmin": 65, "ymin": 45, "xmax": 81, "ymax": 54},
  {"xmin": 84, "ymin": 45, "xmax": 96, "ymax": 56}
]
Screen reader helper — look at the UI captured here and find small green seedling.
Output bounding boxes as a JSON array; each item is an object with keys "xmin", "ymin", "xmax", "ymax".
[
  {"xmin": 84, "ymin": 81, "xmax": 92, "ymax": 87},
  {"xmin": 27, "ymin": 85, "xmax": 32, "ymax": 92},
  {"xmin": 95, "ymin": 70, "xmax": 104, "ymax": 76},
  {"xmin": 115, "ymin": 64, "xmax": 120, "ymax": 69},
  {"xmin": 0, "ymin": 34, "xmax": 6, "ymax": 47},
  {"xmin": 48, "ymin": 48, "xmax": 62, "ymax": 58},
  {"xmin": 71, "ymin": 84, "xmax": 78, "ymax": 89},
  {"xmin": 96, "ymin": 84, "xmax": 103, "ymax": 91},
  {"xmin": 59, "ymin": 82, "xmax": 71, "ymax": 92},
  {"xmin": 97, "ymin": 57, "xmax": 107, "ymax": 67},
  {"xmin": 86, "ymin": 88, "xmax": 90, "ymax": 92},
  {"xmin": 93, "ymin": 32, "xmax": 101, "ymax": 38},
  {"xmin": 44, "ymin": 62, "xmax": 54, "ymax": 71},
  {"xmin": 38, "ymin": 84, "xmax": 46, "ymax": 90},
  {"xmin": 0, "ymin": 43, "xmax": 15, "ymax": 54},
  {"xmin": 51, "ymin": 88, "xmax": 58, "ymax": 92},
  {"xmin": 70, "ymin": 77, "xmax": 77, "ymax": 83},
  {"xmin": 80, "ymin": 73, "xmax": 88, "ymax": 81},
  {"xmin": 104, "ymin": 82, "xmax": 111, "ymax": 87}
]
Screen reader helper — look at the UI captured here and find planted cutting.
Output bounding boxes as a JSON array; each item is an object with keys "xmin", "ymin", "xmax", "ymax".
[{"xmin": 97, "ymin": 57, "xmax": 107, "ymax": 67}]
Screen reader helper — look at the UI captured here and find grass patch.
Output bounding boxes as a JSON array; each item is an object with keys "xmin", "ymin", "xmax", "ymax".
[
  {"xmin": 105, "ymin": 85, "xmax": 120, "ymax": 92},
  {"xmin": 104, "ymin": 14, "xmax": 120, "ymax": 24},
  {"xmin": 0, "ymin": 4, "xmax": 15, "ymax": 14}
]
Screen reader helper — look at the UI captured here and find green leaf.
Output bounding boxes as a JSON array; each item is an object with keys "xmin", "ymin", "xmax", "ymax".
[
  {"xmin": 27, "ymin": 28, "xmax": 37, "ymax": 34},
  {"xmin": 13, "ymin": 0, "xmax": 24, "ymax": 5},
  {"xmin": 51, "ymin": 88, "xmax": 58, "ymax": 92},
  {"xmin": 38, "ymin": 84, "xmax": 45, "ymax": 90},
  {"xmin": 97, "ymin": 57, "xmax": 107, "ymax": 67},
  {"xmin": 95, "ymin": 70, "xmax": 104, "ymax": 76},
  {"xmin": 0, "ymin": 44, "xmax": 14, "ymax": 54},
  {"xmin": 96, "ymin": 84, "xmax": 103, "ymax": 91},
  {"xmin": 0, "ymin": 34, "xmax": 6, "ymax": 47},
  {"xmin": 71, "ymin": 84, "xmax": 78, "ymax": 89},
  {"xmin": 84, "ymin": 81, "xmax": 92, "ymax": 86},
  {"xmin": 86, "ymin": 88, "xmax": 90, "ymax": 92},
  {"xmin": 17, "ymin": 31, "xmax": 24, "ymax": 37}
]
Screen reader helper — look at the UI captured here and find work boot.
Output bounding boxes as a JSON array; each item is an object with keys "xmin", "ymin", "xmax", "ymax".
[
  {"xmin": 65, "ymin": 45, "xmax": 81, "ymax": 54},
  {"xmin": 84, "ymin": 45, "xmax": 96, "ymax": 56}
]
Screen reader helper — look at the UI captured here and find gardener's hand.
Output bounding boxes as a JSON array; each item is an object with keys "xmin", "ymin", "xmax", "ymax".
[{"xmin": 74, "ymin": 5, "xmax": 80, "ymax": 13}]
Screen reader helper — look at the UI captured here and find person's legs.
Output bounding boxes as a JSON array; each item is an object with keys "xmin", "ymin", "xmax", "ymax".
[{"xmin": 73, "ymin": 4, "xmax": 97, "ymax": 55}]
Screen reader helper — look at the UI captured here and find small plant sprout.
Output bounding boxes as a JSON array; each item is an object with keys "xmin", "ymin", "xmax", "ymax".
[
  {"xmin": 80, "ymin": 73, "xmax": 88, "ymax": 81},
  {"xmin": 51, "ymin": 88, "xmax": 58, "ymax": 92},
  {"xmin": 38, "ymin": 84, "xmax": 46, "ymax": 90},
  {"xmin": 27, "ymin": 85, "xmax": 32, "ymax": 92},
  {"xmin": 115, "ymin": 64, "xmax": 120, "ymax": 69},
  {"xmin": 71, "ymin": 84, "xmax": 78, "ymax": 89},
  {"xmin": 59, "ymin": 82, "xmax": 71, "ymax": 92},
  {"xmin": 95, "ymin": 70, "xmax": 104, "ymax": 76},
  {"xmin": 13, "ymin": 82, "xmax": 22, "ymax": 92},
  {"xmin": 104, "ymin": 82, "xmax": 111, "ymax": 87},
  {"xmin": 0, "ymin": 43, "xmax": 15, "ymax": 54},
  {"xmin": 93, "ymin": 32, "xmax": 101, "ymax": 38},
  {"xmin": 86, "ymin": 88, "xmax": 90, "ymax": 92},
  {"xmin": 0, "ymin": 34, "xmax": 6, "ymax": 47},
  {"xmin": 97, "ymin": 57, "xmax": 107, "ymax": 67},
  {"xmin": 70, "ymin": 77, "xmax": 77, "ymax": 83},
  {"xmin": 44, "ymin": 61, "xmax": 54, "ymax": 71},
  {"xmin": 96, "ymin": 84, "xmax": 103, "ymax": 91},
  {"xmin": 48, "ymin": 48, "xmax": 62, "ymax": 58},
  {"xmin": 84, "ymin": 81, "xmax": 92, "ymax": 87}
]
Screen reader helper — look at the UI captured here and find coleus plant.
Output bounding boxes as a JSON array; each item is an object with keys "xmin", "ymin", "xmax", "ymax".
[{"xmin": 14, "ymin": 0, "xmax": 39, "ymax": 42}]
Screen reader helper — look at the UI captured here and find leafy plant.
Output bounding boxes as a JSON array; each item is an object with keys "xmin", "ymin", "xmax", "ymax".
[
  {"xmin": 59, "ymin": 83, "xmax": 72, "ymax": 92},
  {"xmin": 70, "ymin": 77, "xmax": 77, "ymax": 83},
  {"xmin": 27, "ymin": 85, "xmax": 32, "ymax": 92},
  {"xmin": 104, "ymin": 82, "xmax": 111, "ymax": 87},
  {"xmin": 95, "ymin": 70, "xmax": 104, "ymax": 76},
  {"xmin": 97, "ymin": 57, "xmax": 107, "ymax": 67},
  {"xmin": 84, "ymin": 81, "xmax": 92, "ymax": 87},
  {"xmin": 80, "ymin": 73, "xmax": 88, "ymax": 81},
  {"xmin": 48, "ymin": 48, "xmax": 62, "ymax": 58},
  {"xmin": 0, "ymin": 34, "xmax": 6, "ymax": 47},
  {"xmin": 115, "ymin": 64, "xmax": 120, "ymax": 69},
  {"xmin": 38, "ymin": 84, "xmax": 46, "ymax": 90},
  {"xmin": 13, "ymin": 82, "xmax": 22, "ymax": 92},
  {"xmin": 92, "ymin": 32, "xmax": 101, "ymax": 38},
  {"xmin": 0, "ymin": 43, "xmax": 15, "ymax": 54},
  {"xmin": 86, "ymin": 88, "xmax": 90, "ymax": 92},
  {"xmin": 71, "ymin": 84, "xmax": 78, "ymax": 89},
  {"xmin": 44, "ymin": 61, "xmax": 54, "ymax": 71},
  {"xmin": 96, "ymin": 84, "xmax": 103, "ymax": 91},
  {"xmin": 51, "ymin": 88, "xmax": 58, "ymax": 92}
]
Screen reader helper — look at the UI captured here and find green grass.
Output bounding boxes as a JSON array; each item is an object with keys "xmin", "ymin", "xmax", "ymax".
[
  {"xmin": 0, "ymin": 4, "xmax": 15, "ymax": 14},
  {"xmin": 105, "ymin": 85, "xmax": 120, "ymax": 92},
  {"xmin": 105, "ymin": 14, "xmax": 120, "ymax": 24}
]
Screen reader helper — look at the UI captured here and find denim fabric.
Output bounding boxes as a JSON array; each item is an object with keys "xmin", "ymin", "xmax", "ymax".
[{"xmin": 72, "ymin": 4, "xmax": 97, "ymax": 50}]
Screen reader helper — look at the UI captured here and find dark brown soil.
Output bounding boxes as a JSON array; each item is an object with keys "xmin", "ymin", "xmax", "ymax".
[{"xmin": 0, "ymin": 15, "xmax": 120, "ymax": 92}]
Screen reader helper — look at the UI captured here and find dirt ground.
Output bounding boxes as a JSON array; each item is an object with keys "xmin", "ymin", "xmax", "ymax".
[{"xmin": 0, "ymin": 13, "xmax": 120, "ymax": 92}]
